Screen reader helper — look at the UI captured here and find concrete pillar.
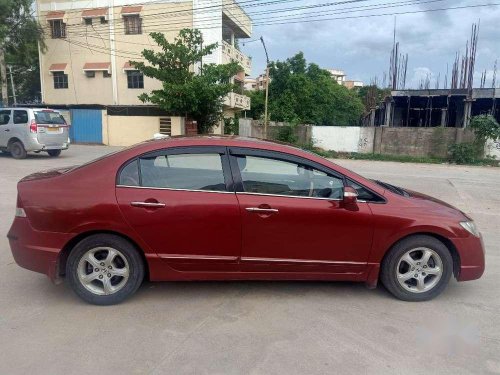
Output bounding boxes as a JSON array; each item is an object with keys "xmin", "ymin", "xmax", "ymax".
[
  {"xmin": 463, "ymin": 100, "xmax": 473, "ymax": 128},
  {"xmin": 369, "ymin": 109, "xmax": 376, "ymax": 127},
  {"xmin": 384, "ymin": 101, "xmax": 393, "ymax": 126},
  {"xmin": 440, "ymin": 109, "xmax": 447, "ymax": 127},
  {"xmin": 230, "ymin": 31, "xmax": 235, "ymax": 47}
]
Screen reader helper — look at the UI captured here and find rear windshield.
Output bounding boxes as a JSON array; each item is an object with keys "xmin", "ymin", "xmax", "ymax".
[{"xmin": 34, "ymin": 111, "xmax": 66, "ymax": 125}]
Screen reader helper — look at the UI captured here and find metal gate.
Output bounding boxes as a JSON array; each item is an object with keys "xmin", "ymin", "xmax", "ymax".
[{"xmin": 69, "ymin": 109, "xmax": 103, "ymax": 144}]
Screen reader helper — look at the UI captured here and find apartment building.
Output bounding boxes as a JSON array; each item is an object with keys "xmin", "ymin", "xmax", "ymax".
[
  {"xmin": 37, "ymin": 0, "xmax": 252, "ymax": 114},
  {"xmin": 244, "ymin": 73, "xmax": 269, "ymax": 91}
]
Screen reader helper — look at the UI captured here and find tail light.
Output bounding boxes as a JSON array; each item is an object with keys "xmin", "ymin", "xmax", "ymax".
[
  {"xmin": 30, "ymin": 119, "xmax": 38, "ymax": 133},
  {"xmin": 15, "ymin": 195, "xmax": 26, "ymax": 218}
]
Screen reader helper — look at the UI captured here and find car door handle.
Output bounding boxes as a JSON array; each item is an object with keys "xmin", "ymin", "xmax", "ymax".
[
  {"xmin": 246, "ymin": 207, "xmax": 279, "ymax": 213},
  {"xmin": 4, "ymin": 129, "xmax": 9, "ymax": 132},
  {"xmin": 130, "ymin": 201, "xmax": 166, "ymax": 208}
]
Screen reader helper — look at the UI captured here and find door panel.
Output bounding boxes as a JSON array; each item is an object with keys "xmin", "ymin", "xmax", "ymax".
[
  {"xmin": 237, "ymin": 194, "xmax": 373, "ymax": 273},
  {"xmin": 116, "ymin": 188, "xmax": 241, "ymax": 272}
]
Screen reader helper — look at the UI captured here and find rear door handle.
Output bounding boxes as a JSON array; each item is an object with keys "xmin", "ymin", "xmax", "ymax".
[
  {"xmin": 4, "ymin": 129, "xmax": 9, "ymax": 132},
  {"xmin": 246, "ymin": 207, "xmax": 279, "ymax": 213},
  {"xmin": 130, "ymin": 201, "xmax": 166, "ymax": 208}
]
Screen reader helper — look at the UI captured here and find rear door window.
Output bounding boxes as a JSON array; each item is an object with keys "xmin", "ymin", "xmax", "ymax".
[
  {"xmin": 120, "ymin": 153, "xmax": 227, "ymax": 192},
  {"xmin": 0, "ymin": 110, "xmax": 11, "ymax": 125},
  {"xmin": 34, "ymin": 111, "xmax": 66, "ymax": 125},
  {"xmin": 13, "ymin": 110, "xmax": 28, "ymax": 124}
]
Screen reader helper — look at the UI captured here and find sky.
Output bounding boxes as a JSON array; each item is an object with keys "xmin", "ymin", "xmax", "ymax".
[{"xmin": 239, "ymin": 0, "xmax": 500, "ymax": 89}]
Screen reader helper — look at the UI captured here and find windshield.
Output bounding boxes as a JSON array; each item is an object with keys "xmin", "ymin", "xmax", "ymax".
[
  {"xmin": 34, "ymin": 111, "xmax": 66, "ymax": 125},
  {"xmin": 373, "ymin": 180, "xmax": 410, "ymax": 197}
]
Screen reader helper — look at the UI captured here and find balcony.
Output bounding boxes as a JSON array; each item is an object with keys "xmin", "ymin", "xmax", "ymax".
[
  {"xmin": 224, "ymin": 92, "xmax": 251, "ymax": 110},
  {"xmin": 222, "ymin": 0, "xmax": 252, "ymax": 38},
  {"xmin": 222, "ymin": 41, "xmax": 252, "ymax": 75}
]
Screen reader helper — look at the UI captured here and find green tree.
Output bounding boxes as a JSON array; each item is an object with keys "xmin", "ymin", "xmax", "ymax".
[
  {"xmin": 131, "ymin": 29, "xmax": 241, "ymax": 133},
  {"xmin": 357, "ymin": 85, "xmax": 391, "ymax": 113},
  {"xmin": 244, "ymin": 89, "xmax": 265, "ymax": 120},
  {"xmin": 267, "ymin": 52, "xmax": 364, "ymax": 125},
  {"xmin": 0, "ymin": 0, "xmax": 45, "ymax": 104}
]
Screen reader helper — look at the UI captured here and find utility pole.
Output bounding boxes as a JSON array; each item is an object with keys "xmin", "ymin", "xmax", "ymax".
[
  {"xmin": 260, "ymin": 36, "xmax": 270, "ymax": 139},
  {"xmin": 8, "ymin": 66, "xmax": 17, "ymax": 106},
  {"xmin": 0, "ymin": 48, "xmax": 8, "ymax": 106}
]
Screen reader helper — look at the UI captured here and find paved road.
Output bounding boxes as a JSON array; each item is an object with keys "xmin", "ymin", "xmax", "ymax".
[{"xmin": 0, "ymin": 146, "xmax": 499, "ymax": 375}]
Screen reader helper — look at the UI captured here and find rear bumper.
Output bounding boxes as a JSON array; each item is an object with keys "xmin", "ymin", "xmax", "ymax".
[
  {"xmin": 25, "ymin": 138, "xmax": 70, "ymax": 152},
  {"xmin": 7, "ymin": 217, "xmax": 72, "ymax": 281},
  {"xmin": 451, "ymin": 234, "xmax": 485, "ymax": 281}
]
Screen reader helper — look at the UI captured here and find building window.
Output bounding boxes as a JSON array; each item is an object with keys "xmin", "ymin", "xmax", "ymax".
[
  {"xmin": 100, "ymin": 17, "xmax": 108, "ymax": 24},
  {"xmin": 84, "ymin": 18, "xmax": 92, "ymax": 25},
  {"xmin": 53, "ymin": 71, "xmax": 68, "ymax": 89},
  {"xmin": 85, "ymin": 71, "xmax": 95, "ymax": 78},
  {"xmin": 49, "ymin": 20, "xmax": 66, "ymax": 39},
  {"xmin": 124, "ymin": 15, "xmax": 142, "ymax": 35},
  {"xmin": 103, "ymin": 71, "xmax": 111, "ymax": 78},
  {"xmin": 127, "ymin": 70, "xmax": 143, "ymax": 89}
]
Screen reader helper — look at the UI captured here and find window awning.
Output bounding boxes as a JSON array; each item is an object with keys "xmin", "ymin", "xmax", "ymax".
[
  {"xmin": 46, "ymin": 11, "xmax": 66, "ymax": 21},
  {"xmin": 82, "ymin": 8, "xmax": 108, "ymax": 19},
  {"xmin": 83, "ymin": 62, "xmax": 111, "ymax": 72},
  {"xmin": 121, "ymin": 6, "xmax": 142, "ymax": 15},
  {"xmin": 49, "ymin": 63, "xmax": 67, "ymax": 73},
  {"xmin": 123, "ymin": 62, "xmax": 137, "ymax": 71}
]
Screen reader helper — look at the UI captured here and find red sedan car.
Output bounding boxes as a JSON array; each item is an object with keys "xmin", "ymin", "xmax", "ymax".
[{"xmin": 8, "ymin": 136, "xmax": 485, "ymax": 305}]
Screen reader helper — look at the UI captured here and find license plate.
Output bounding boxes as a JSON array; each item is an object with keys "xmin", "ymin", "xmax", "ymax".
[{"xmin": 47, "ymin": 127, "xmax": 60, "ymax": 132}]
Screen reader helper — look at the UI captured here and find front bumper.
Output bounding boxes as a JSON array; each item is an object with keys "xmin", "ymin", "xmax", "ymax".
[
  {"xmin": 451, "ymin": 234, "xmax": 485, "ymax": 281},
  {"xmin": 7, "ymin": 217, "xmax": 72, "ymax": 281}
]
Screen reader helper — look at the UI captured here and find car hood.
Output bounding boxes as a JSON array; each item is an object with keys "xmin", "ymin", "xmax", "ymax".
[{"xmin": 403, "ymin": 188, "xmax": 469, "ymax": 220}]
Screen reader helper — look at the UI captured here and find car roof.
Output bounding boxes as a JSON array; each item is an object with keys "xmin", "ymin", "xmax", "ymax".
[{"xmin": 0, "ymin": 107, "xmax": 60, "ymax": 112}]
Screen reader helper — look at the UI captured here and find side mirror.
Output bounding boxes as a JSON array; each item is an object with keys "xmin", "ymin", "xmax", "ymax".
[{"xmin": 343, "ymin": 186, "xmax": 358, "ymax": 205}]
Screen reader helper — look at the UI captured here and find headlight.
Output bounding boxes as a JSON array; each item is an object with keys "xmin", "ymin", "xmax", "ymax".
[{"xmin": 460, "ymin": 221, "xmax": 480, "ymax": 237}]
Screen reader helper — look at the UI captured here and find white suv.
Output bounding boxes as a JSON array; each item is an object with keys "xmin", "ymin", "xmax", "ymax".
[{"xmin": 0, "ymin": 108, "xmax": 70, "ymax": 159}]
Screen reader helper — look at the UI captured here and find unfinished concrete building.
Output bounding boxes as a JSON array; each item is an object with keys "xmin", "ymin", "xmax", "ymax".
[{"xmin": 366, "ymin": 88, "xmax": 500, "ymax": 127}]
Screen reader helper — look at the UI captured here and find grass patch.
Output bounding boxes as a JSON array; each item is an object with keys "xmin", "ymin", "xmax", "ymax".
[{"xmin": 300, "ymin": 146, "xmax": 499, "ymax": 167}]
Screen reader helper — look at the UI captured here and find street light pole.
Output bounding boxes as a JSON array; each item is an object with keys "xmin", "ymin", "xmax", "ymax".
[{"xmin": 260, "ymin": 37, "xmax": 270, "ymax": 139}]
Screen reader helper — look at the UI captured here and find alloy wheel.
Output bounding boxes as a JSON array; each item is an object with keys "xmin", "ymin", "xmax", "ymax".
[
  {"xmin": 77, "ymin": 247, "xmax": 130, "ymax": 296},
  {"xmin": 396, "ymin": 247, "xmax": 443, "ymax": 293}
]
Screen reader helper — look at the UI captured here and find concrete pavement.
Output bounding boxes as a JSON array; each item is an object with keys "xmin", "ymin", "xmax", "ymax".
[{"xmin": 0, "ymin": 145, "xmax": 499, "ymax": 374}]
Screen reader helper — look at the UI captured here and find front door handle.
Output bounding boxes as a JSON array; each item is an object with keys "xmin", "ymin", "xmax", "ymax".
[
  {"xmin": 4, "ymin": 129, "xmax": 9, "ymax": 132},
  {"xmin": 130, "ymin": 201, "xmax": 166, "ymax": 208},
  {"xmin": 246, "ymin": 207, "xmax": 279, "ymax": 213}
]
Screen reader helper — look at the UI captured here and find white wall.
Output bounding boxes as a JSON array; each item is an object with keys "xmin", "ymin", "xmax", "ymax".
[
  {"xmin": 312, "ymin": 126, "xmax": 374, "ymax": 153},
  {"xmin": 486, "ymin": 138, "xmax": 500, "ymax": 159}
]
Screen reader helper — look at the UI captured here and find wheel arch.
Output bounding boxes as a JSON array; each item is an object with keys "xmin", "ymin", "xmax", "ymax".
[
  {"xmin": 58, "ymin": 230, "xmax": 150, "ymax": 280},
  {"xmin": 381, "ymin": 232, "xmax": 461, "ymax": 279},
  {"xmin": 7, "ymin": 137, "xmax": 24, "ymax": 147}
]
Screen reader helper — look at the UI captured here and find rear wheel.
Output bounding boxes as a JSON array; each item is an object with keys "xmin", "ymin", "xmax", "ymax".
[
  {"xmin": 47, "ymin": 149, "xmax": 61, "ymax": 157},
  {"xmin": 9, "ymin": 141, "xmax": 27, "ymax": 159},
  {"xmin": 66, "ymin": 234, "xmax": 144, "ymax": 305},
  {"xmin": 380, "ymin": 235, "xmax": 453, "ymax": 301}
]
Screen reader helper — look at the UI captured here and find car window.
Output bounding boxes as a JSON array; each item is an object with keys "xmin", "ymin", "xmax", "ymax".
[
  {"xmin": 235, "ymin": 155, "xmax": 344, "ymax": 199},
  {"xmin": 139, "ymin": 153, "xmax": 226, "ymax": 191},
  {"xmin": 0, "ymin": 110, "xmax": 10, "ymax": 125},
  {"xmin": 13, "ymin": 110, "xmax": 28, "ymax": 124},
  {"xmin": 347, "ymin": 179, "xmax": 384, "ymax": 202},
  {"xmin": 34, "ymin": 111, "xmax": 66, "ymax": 125},
  {"xmin": 118, "ymin": 160, "xmax": 140, "ymax": 186}
]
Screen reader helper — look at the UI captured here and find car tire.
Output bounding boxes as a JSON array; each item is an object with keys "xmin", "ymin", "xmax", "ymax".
[
  {"xmin": 9, "ymin": 141, "xmax": 27, "ymax": 159},
  {"xmin": 66, "ymin": 234, "xmax": 145, "ymax": 305},
  {"xmin": 47, "ymin": 150, "xmax": 61, "ymax": 157},
  {"xmin": 380, "ymin": 235, "xmax": 453, "ymax": 301}
]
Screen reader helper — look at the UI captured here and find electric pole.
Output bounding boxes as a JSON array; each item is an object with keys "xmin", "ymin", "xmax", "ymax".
[
  {"xmin": 260, "ymin": 36, "xmax": 270, "ymax": 139},
  {"xmin": 8, "ymin": 66, "xmax": 17, "ymax": 106},
  {"xmin": 0, "ymin": 47, "xmax": 8, "ymax": 106}
]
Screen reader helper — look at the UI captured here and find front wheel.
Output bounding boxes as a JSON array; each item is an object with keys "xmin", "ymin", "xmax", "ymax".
[
  {"xmin": 66, "ymin": 234, "xmax": 145, "ymax": 305},
  {"xmin": 47, "ymin": 149, "xmax": 61, "ymax": 157},
  {"xmin": 380, "ymin": 235, "xmax": 453, "ymax": 301}
]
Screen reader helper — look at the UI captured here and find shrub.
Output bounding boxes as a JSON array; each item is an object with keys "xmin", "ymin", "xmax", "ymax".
[
  {"xmin": 448, "ymin": 143, "xmax": 477, "ymax": 164},
  {"xmin": 276, "ymin": 125, "xmax": 297, "ymax": 144}
]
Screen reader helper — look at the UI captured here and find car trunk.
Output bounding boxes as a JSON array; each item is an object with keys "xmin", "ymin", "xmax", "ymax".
[{"xmin": 34, "ymin": 110, "xmax": 69, "ymax": 146}]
